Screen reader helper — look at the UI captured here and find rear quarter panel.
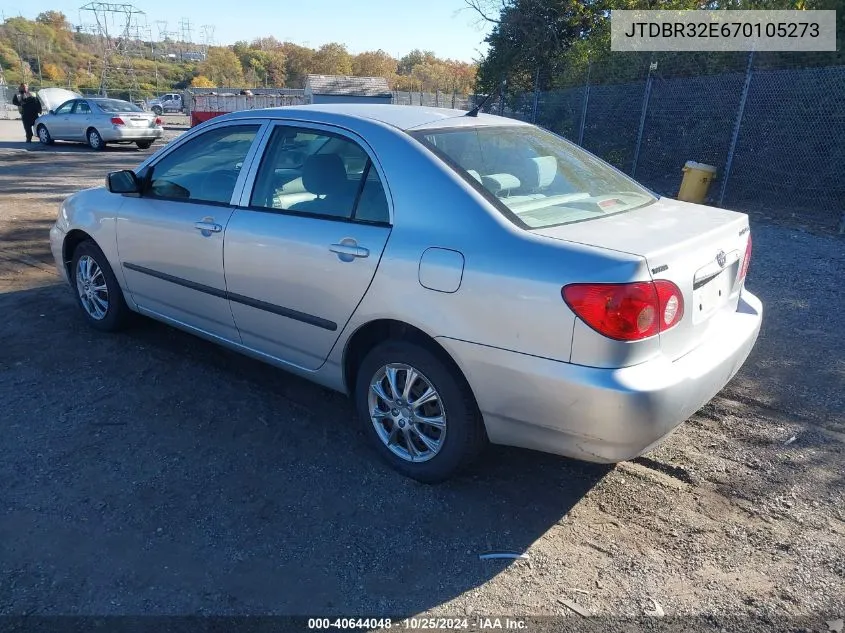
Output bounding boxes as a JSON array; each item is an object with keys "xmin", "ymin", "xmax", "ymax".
[{"xmin": 326, "ymin": 125, "xmax": 649, "ymax": 371}]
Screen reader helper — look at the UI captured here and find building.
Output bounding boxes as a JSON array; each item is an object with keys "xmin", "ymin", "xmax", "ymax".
[{"xmin": 304, "ymin": 75, "xmax": 392, "ymax": 105}]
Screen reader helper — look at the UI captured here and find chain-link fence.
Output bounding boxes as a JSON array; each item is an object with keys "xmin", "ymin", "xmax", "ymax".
[
  {"xmin": 392, "ymin": 91, "xmax": 472, "ymax": 110},
  {"xmin": 419, "ymin": 52, "xmax": 845, "ymax": 232}
]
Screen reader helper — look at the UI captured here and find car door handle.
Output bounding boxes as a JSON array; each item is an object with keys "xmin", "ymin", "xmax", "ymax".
[
  {"xmin": 194, "ymin": 221, "xmax": 222, "ymax": 233},
  {"xmin": 329, "ymin": 243, "xmax": 369, "ymax": 258}
]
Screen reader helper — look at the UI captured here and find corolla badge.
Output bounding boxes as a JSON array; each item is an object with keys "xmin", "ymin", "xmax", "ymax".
[{"xmin": 716, "ymin": 250, "xmax": 727, "ymax": 267}]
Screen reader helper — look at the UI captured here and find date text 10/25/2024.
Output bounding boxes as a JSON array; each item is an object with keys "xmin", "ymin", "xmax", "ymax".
[{"xmin": 308, "ymin": 617, "xmax": 528, "ymax": 630}]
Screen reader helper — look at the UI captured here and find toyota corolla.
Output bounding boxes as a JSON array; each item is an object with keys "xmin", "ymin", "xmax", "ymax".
[{"xmin": 49, "ymin": 104, "xmax": 762, "ymax": 482}]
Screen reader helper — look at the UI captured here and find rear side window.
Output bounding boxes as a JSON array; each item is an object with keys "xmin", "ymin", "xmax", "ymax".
[
  {"xmin": 146, "ymin": 124, "xmax": 260, "ymax": 204},
  {"xmin": 250, "ymin": 126, "xmax": 389, "ymax": 224},
  {"xmin": 74, "ymin": 101, "xmax": 91, "ymax": 114},
  {"xmin": 411, "ymin": 125, "xmax": 656, "ymax": 229}
]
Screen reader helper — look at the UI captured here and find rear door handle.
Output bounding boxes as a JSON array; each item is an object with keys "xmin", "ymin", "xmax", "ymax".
[
  {"xmin": 329, "ymin": 243, "xmax": 369, "ymax": 259},
  {"xmin": 194, "ymin": 221, "xmax": 222, "ymax": 233}
]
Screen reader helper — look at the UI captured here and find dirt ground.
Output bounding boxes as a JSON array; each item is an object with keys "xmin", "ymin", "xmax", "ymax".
[{"xmin": 0, "ymin": 119, "xmax": 843, "ymax": 630}]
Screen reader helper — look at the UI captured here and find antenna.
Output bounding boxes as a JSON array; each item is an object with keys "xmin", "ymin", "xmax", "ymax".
[{"xmin": 466, "ymin": 78, "xmax": 506, "ymax": 117}]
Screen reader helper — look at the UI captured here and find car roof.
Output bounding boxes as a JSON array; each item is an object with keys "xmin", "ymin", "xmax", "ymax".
[{"xmin": 220, "ymin": 103, "xmax": 532, "ymax": 132}]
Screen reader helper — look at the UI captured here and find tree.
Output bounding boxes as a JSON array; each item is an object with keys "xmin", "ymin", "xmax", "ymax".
[
  {"xmin": 352, "ymin": 49, "xmax": 397, "ymax": 78},
  {"xmin": 398, "ymin": 49, "xmax": 437, "ymax": 75},
  {"xmin": 190, "ymin": 75, "xmax": 215, "ymax": 88},
  {"xmin": 264, "ymin": 49, "xmax": 287, "ymax": 86},
  {"xmin": 311, "ymin": 42, "xmax": 353, "ymax": 75},
  {"xmin": 281, "ymin": 42, "xmax": 314, "ymax": 87},
  {"xmin": 199, "ymin": 47, "xmax": 244, "ymax": 86},
  {"xmin": 41, "ymin": 62, "xmax": 65, "ymax": 82},
  {"xmin": 35, "ymin": 11, "xmax": 70, "ymax": 30}
]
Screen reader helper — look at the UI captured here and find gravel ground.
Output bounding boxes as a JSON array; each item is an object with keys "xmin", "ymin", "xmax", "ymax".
[{"xmin": 0, "ymin": 124, "xmax": 843, "ymax": 630}]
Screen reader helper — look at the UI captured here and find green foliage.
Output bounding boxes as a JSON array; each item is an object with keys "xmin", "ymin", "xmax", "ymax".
[{"xmin": 470, "ymin": 0, "xmax": 845, "ymax": 93}]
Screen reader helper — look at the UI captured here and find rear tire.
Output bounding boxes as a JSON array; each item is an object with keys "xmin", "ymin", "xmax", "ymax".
[
  {"xmin": 87, "ymin": 128, "xmax": 105, "ymax": 151},
  {"xmin": 70, "ymin": 240, "xmax": 130, "ymax": 332},
  {"xmin": 136, "ymin": 140, "xmax": 153, "ymax": 149},
  {"xmin": 355, "ymin": 340, "xmax": 486, "ymax": 483},
  {"xmin": 37, "ymin": 125, "xmax": 54, "ymax": 145}
]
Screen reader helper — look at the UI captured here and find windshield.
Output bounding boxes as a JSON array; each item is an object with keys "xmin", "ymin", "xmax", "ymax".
[
  {"xmin": 95, "ymin": 99, "xmax": 144, "ymax": 113},
  {"xmin": 411, "ymin": 125, "xmax": 657, "ymax": 228}
]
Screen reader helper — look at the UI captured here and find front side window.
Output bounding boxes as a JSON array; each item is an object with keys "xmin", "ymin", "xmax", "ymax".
[
  {"xmin": 54, "ymin": 101, "xmax": 74, "ymax": 115},
  {"xmin": 95, "ymin": 99, "xmax": 144, "ymax": 113},
  {"xmin": 250, "ymin": 126, "xmax": 389, "ymax": 223},
  {"xmin": 411, "ymin": 125, "xmax": 657, "ymax": 229},
  {"xmin": 146, "ymin": 124, "xmax": 260, "ymax": 204}
]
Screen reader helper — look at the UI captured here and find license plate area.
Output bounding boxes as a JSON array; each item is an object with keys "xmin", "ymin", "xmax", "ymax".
[
  {"xmin": 692, "ymin": 265, "xmax": 735, "ymax": 324},
  {"xmin": 128, "ymin": 118, "xmax": 149, "ymax": 127}
]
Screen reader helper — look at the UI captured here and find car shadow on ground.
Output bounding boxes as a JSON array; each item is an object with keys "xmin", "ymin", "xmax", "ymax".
[
  {"xmin": 0, "ymin": 280, "xmax": 610, "ymax": 614},
  {"xmin": 0, "ymin": 140, "xmax": 147, "ymax": 153}
]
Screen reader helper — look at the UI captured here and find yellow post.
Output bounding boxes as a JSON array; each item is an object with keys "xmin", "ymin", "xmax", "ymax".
[{"xmin": 677, "ymin": 161, "xmax": 717, "ymax": 204}]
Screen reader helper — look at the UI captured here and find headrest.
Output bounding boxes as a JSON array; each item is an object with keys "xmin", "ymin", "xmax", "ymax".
[
  {"xmin": 482, "ymin": 173, "xmax": 521, "ymax": 194},
  {"xmin": 529, "ymin": 156, "xmax": 557, "ymax": 189},
  {"xmin": 466, "ymin": 169, "xmax": 482, "ymax": 183},
  {"xmin": 302, "ymin": 154, "xmax": 347, "ymax": 196}
]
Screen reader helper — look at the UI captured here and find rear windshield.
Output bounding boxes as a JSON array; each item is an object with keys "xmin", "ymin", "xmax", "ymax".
[
  {"xmin": 410, "ymin": 125, "xmax": 657, "ymax": 228},
  {"xmin": 95, "ymin": 99, "xmax": 144, "ymax": 113}
]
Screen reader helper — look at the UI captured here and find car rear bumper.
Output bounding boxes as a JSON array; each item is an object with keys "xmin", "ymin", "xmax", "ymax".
[
  {"xmin": 101, "ymin": 126, "xmax": 163, "ymax": 142},
  {"xmin": 438, "ymin": 290, "xmax": 763, "ymax": 463}
]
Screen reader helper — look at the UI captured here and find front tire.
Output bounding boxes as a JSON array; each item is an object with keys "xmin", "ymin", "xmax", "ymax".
[
  {"xmin": 87, "ymin": 128, "xmax": 105, "ymax": 151},
  {"xmin": 70, "ymin": 240, "xmax": 130, "ymax": 331},
  {"xmin": 37, "ymin": 125, "xmax": 54, "ymax": 145},
  {"xmin": 355, "ymin": 340, "xmax": 486, "ymax": 483},
  {"xmin": 151, "ymin": 106, "xmax": 163, "ymax": 116}
]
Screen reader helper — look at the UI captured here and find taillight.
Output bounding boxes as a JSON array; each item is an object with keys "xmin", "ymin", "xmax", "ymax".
[
  {"xmin": 562, "ymin": 280, "xmax": 684, "ymax": 341},
  {"xmin": 110, "ymin": 117, "xmax": 125, "ymax": 125},
  {"xmin": 738, "ymin": 234, "xmax": 752, "ymax": 283},
  {"xmin": 155, "ymin": 117, "xmax": 163, "ymax": 125}
]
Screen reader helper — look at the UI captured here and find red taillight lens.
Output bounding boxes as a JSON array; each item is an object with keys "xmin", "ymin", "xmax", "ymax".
[
  {"xmin": 562, "ymin": 280, "xmax": 684, "ymax": 341},
  {"xmin": 738, "ymin": 234, "xmax": 752, "ymax": 283},
  {"xmin": 110, "ymin": 117, "xmax": 125, "ymax": 125},
  {"xmin": 155, "ymin": 117, "xmax": 163, "ymax": 125}
]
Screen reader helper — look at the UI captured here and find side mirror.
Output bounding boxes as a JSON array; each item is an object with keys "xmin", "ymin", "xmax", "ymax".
[
  {"xmin": 106, "ymin": 170, "xmax": 141, "ymax": 195},
  {"xmin": 48, "ymin": 109, "xmax": 55, "ymax": 115}
]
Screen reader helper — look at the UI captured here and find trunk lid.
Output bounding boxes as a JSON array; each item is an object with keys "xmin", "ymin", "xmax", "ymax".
[
  {"xmin": 535, "ymin": 197, "xmax": 751, "ymax": 360},
  {"xmin": 117, "ymin": 111, "xmax": 158, "ymax": 128}
]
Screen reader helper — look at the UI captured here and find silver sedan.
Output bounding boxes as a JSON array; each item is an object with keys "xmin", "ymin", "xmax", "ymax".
[
  {"xmin": 35, "ymin": 97, "xmax": 163, "ymax": 150},
  {"xmin": 49, "ymin": 104, "xmax": 762, "ymax": 482}
]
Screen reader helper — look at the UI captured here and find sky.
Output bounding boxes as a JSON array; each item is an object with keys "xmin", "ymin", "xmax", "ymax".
[{"xmin": 5, "ymin": 0, "xmax": 493, "ymax": 62}]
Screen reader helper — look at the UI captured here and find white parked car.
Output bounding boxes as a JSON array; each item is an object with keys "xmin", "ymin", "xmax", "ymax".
[{"xmin": 49, "ymin": 104, "xmax": 762, "ymax": 481}]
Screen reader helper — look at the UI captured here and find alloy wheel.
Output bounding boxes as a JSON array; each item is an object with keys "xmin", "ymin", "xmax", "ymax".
[
  {"xmin": 368, "ymin": 363, "xmax": 446, "ymax": 463},
  {"xmin": 75, "ymin": 255, "xmax": 109, "ymax": 320}
]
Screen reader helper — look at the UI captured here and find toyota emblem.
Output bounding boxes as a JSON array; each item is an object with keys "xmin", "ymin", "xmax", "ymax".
[{"xmin": 716, "ymin": 250, "xmax": 727, "ymax": 267}]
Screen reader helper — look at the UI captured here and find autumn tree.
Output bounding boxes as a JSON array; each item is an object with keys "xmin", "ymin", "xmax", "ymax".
[
  {"xmin": 35, "ymin": 11, "xmax": 70, "ymax": 30},
  {"xmin": 352, "ymin": 49, "xmax": 397, "ymax": 79},
  {"xmin": 397, "ymin": 49, "xmax": 437, "ymax": 75},
  {"xmin": 311, "ymin": 42, "xmax": 353, "ymax": 75},
  {"xmin": 200, "ymin": 47, "xmax": 244, "ymax": 86},
  {"xmin": 190, "ymin": 75, "xmax": 215, "ymax": 88},
  {"xmin": 281, "ymin": 42, "xmax": 314, "ymax": 87}
]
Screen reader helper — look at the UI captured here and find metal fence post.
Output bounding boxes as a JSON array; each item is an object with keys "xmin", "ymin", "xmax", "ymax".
[
  {"xmin": 531, "ymin": 67, "xmax": 540, "ymax": 124},
  {"xmin": 632, "ymin": 61, "xmax": 655, "ymax": 178},
  {"xmin": 577, "ymin": 60, "xmax": 592, "ymax": 146},
  {"xmin": 718, "ymin": 50, "xmax": 755, "ymax": 207}
]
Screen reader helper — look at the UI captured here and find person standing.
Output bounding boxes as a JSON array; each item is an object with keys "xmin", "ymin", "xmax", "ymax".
[{"xmin": 12, "ymin": 84, "xmax": 43, "ymax": 143}]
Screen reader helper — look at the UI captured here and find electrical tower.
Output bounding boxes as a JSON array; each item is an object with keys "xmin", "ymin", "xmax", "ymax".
[
  {"xmin": 80, "ymin": 2, "xmax": 146, "ymax": 99},
  {"xmin": 200, "ymin": 24, "xmax": 215, "ymax": 55}
]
